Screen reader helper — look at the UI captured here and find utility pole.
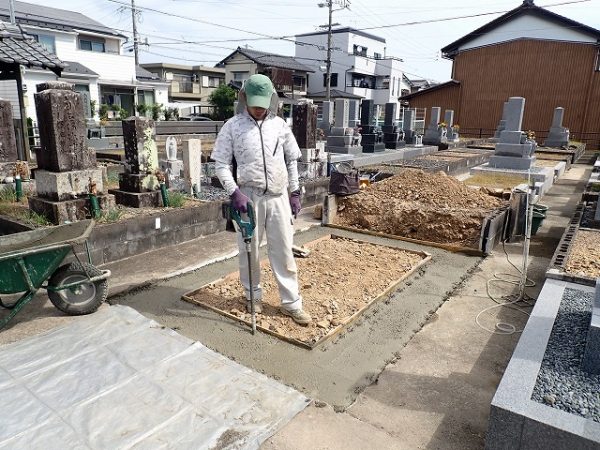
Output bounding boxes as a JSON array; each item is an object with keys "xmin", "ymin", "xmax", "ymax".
[
  {"xmin": 8, "ymin": 0, "xmax": 16, "ymax": 24},
  {"xmin": 325, "ymin": 0, "xmax": 333, "ymax": 102},
  {"xmin": 131, "ymin": 0, "xmax": 139, "ymax": 66}
]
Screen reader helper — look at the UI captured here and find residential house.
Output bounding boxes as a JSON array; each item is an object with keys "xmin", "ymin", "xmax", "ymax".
[
  {"xmin": 0, "ymin": 0, "xmax": 168, "ymax": 120},
  {"xmin": 294, "ymin": 27, "xmax": 409, "ymax": 114},
  {"xmin": 217, "ymin": 47, "xmax": 313, "ymax": 100},
  {"xmin": 139, "ymin": 63, "xmax": 225, "ymax": 116},
  {"xmin": 401, "ymin": 0, "xmax": 600, "ymax": 147}
]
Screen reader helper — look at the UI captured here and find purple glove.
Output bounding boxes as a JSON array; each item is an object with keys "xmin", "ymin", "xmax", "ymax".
[
  {"xmin": 231, "ymin": 188, "xmax": 250, "ymax": 213},
  {"xmin": 290, "ymin": 190, "xmax": 301, "ymax": 218}
]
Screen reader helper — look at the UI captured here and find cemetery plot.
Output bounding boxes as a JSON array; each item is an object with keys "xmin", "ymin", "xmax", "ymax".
[
  {"xmin": 463, "ymin": 173, "xmax": 528, "ymax": 190},
  {"xmin": 332, "ymin": 169, "xmax": 507, "ymax": 250},
  {"xmin": 182, "ymin": 235, "xmax": 430, "ymax": 349}
]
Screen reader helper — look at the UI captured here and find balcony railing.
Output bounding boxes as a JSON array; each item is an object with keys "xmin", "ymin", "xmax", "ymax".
[{"xmin": 177, "ymin": 81, "xmax": 194, "ymax": 93}]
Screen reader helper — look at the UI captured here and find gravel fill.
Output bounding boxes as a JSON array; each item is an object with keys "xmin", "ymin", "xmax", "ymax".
[
  {"xmin": 196, "ymin": 184, "xmax": 229, "ymax": 202},
  {"xmin": 532, "ymin": 288, "xmax": 600, "ymax": 422}
]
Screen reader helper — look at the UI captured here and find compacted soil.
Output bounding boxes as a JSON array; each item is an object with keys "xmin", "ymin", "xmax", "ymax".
[
  {"xmin": 185, "ymin": 236, "xmax": 427, "ymax": 346},
  {"xmin": 565, "ymin": 229, "xmax": 600, "ymax": 279},
  {"xmin": 334, "ymin": 169, "xmax": 505, "ymax": 248}
]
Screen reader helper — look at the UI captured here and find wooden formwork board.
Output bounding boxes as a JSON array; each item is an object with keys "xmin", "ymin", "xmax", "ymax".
[
  {"xmin": 322, "ymin": 194, "xmax": 504, "ymax": 256},
  {"xmin": 181, "ymin": 234, "xmax": 431, "ymax": 350}
]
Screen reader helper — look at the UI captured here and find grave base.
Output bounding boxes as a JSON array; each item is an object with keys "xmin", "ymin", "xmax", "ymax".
[
  {"xmin": 109, "ymin": 189, "xmax": 162, "ymax": 208},
  {"xmin": 362, "ymin": 143, "xmax": 386, "ymax": 153},
  {"xmin": 35, "ymin": 168, "xmax": 105, "ymax": 201},
  {"xmin": 326, "ymin": 145, "xmax": 363, "ymax": 155},
  {"xmin": 28, "ymin": 193, "xmax": 116, "ymax": 225}
]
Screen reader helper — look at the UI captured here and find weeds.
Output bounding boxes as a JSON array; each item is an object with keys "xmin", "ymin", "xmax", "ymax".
[
  {"xmin": 0, "ymin": 186, "xmax": 16, "ymax": 203},
  {"xmin": 97, "ymin": 208, "xmax": 124, "ymax": 223},
  {"xmin": 168, "ymin": 191, "xmax": 186, "ymax": 208}
]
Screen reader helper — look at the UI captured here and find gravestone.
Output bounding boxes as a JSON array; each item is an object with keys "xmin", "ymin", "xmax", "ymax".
[
  {"xmin": 28, "ymin": 82, "xmax": 115, "ymax": 223},
  {"xmin": 292, "ymin": 102, "xmax": 317, "ymax": 150},
  {"xmin": 360, "ymin": 99, "xmax": 385, "ymax": 153},
  {"xmin": 348, "ymin": 100, "xmax": 360, "ymax": 128},
  {"xmin": 318, "ymin": 101, "xmax": 334, "ymax": 136},
  {"xmin": 488, "ymin": 97, "xmax": 536, "ymax": 171},
  {"xmin": 382, "ymin": 102, "xmax": 404, "ymax": 149},
  {"xmin": 445, "ymin": 109, "xmax": 459, "ymax": 142},
  {"xmin": 325, "ymin": 99, "xmax": 362, "ymax": 155},
  {"xmin": 543, "ymin": 107, "xmax": 570, "ymax": 148},
  {"xmin": 423, "ymin": 106, "xmax": 447, "ymax": 146},
  {"xmin": 582, "ymin": 279, "xmax": 600, "ymax": 374},
  {"xmin": 183, "ymin": 139, "xmax": 202, "ymax": 195},
  {"xmin": 108, "ymin": 117, "xmax": 162, "ymax": 207},
  {"xmin": 0, "ymin": 99, "xmax": 18, "ymax": 163},
  {"xmin": 492, "ymin": 101, "xmax": 510, "ymax": 142},
  {"xmin": 159, "ymin": 136, "xmax": 184, "ymax": 189},
  {"xmin": 403, "ymin": 109, "xmax": 418, "ymax": 145}
]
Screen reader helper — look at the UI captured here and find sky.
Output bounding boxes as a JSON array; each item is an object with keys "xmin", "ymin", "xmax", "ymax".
[{"xmin": 14, "ymin": 0, "xmax": 600, "ymax": 82}]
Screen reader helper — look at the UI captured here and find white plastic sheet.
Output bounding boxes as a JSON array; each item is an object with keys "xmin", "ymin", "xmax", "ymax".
[{"xmin": 0, "ymin": 305, "xmax": 308, "ymax": 449}]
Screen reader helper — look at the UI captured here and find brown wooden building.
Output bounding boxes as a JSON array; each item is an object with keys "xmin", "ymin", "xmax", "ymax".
[{"xmin": 401, "ymin": 0, "xmax": 600, "ymax": 147}]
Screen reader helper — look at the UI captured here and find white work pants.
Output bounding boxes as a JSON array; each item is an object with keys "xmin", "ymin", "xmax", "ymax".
[{"xmin": 237, "ymin": 187, "xmax": 302, "ymax": 311}]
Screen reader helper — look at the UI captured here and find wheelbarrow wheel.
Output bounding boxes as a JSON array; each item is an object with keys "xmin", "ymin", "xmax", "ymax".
[{"xmin": 48, "ymin": 262, "xmax": 108, "ymax": 315}]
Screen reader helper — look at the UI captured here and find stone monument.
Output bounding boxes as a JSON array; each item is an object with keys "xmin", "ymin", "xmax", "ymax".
[
  {"xmin": 0, "ymin": 97, "xmax": 27, "ymax": 181},
  {"xmin": 325, "ymin": 99, "xmax": 362, "ymax": 155},
  {"xmin": 543, "ymin": 107, "xmax": 570, "ymax": 148},
  {"xmin": 488, "ymin": 97, "xmax": 536, "ymax": 171},
  {"xmin": 402, "ymin": 109, "xmax": 418, "ymax": 145},
  {"xmin": 360, "ymin": 99, "xmax": 385, "ymax": 153},
  {"xmin": 293, "ymin": 102, "xmax": 326, "ymax": 179},
  {"xmin": 183, "ymin": 139, "xmax": 202, "ymax": 196},
  {"xmin": 318, "ymin": 100, "xmax": 334, "ymax": 137},
  {"xmin": 382, "ymin": 102, "xmax": 404, "ymax": 149},
  {"xmin": 582, "ymin": 279, "xmax": 600, "ymax": 374},
  {"xmin": 159, "ymin": 136, "xmax": 184, "ymax": 189},
  {"xmin": 445, "ymin": 109, "xmax": 459, "ymax": 142},
  {"xmin": 28, "ymin": 82, "xmax": 115, "ymax": 223},
  {"xmin": 491, "ymin": 101, "xmax": 510, "ymax": 142},
  {"xmin": 422, "ymin": 106, "xmax": 447, "ymax": 146},
  {"xmin": 348, "ymin": 99, "xmax": 360, "ymax": 128},
  {"xmin": 109, "ymin": 117, "xmax": 162, "ymax": 207}
]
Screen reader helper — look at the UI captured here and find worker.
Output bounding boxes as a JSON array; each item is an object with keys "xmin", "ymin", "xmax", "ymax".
[{"xmin": 211, "ymin": 74, "xmax": 311, "ymax": 326}]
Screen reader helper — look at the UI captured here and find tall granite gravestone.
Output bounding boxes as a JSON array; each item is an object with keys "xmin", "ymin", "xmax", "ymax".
[
  {"xmin": 360, "ymin": 99, "xmax": 385, "ymax": 153},
  {"xmin": 325, "ymin": 99, "xmax": 362, "ymax": 155},
  {"xmin": 491, "ymin": 101, "xmax": 510, "ymax": 142},
  {"xmin": 488, "ymin": 97, "xmax": 536, "ymax": 171},
  {"xmin": 318, "ymin": 100, "xmax": 334, "ymax": 137},
  {"xmin": 403, "ymin": 109, "xmax": 418, "ymax": 145},
  {"xmin": 183, "ymin": 139, "xmax": 202, "ymax": 195},
  {"xmin": 582, "ymin": 279, "xmax": 600, "ymax": 374},
  {"xmin": 445, "ymin": 110, "xmax": 459, "ymax": 142},
  {"xmin": 382, "ymin": 102, "xmax": 404, "ymax": 149},
  {"xmin": 292, "ymin": 102, "xmax": 317, "ymax": 150},
  {"xmin": 423, "ymin": 106, "xmax": 447, "ymax": 146},
  {"xmin": 348, "ymin": 100, "xmax": 360, "ymax": 128},
  {"xmin": 109, "ymin": 117, "xmax": 162, "ymax": 207},
  {"xmin": 159, "ymin": 136, "xmax": 184, "ymax": 189},
  {"xmin": 543, "ymin": 107, "xmax": 570, "ymax": 148},
  {"xmin": 28, "ymin": 82, "xmax": 115, "ymax": 224}
]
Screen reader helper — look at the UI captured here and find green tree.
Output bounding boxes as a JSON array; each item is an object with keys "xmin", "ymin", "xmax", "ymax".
[{"xmin": 208, "ymin": 85, "xmax": 237, "ymax": 120}]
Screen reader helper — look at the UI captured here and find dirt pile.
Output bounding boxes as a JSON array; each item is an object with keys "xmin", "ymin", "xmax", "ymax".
[
  {"xmin": 565, "ymin": 230, "xmax": 600, "ymax": 279},
  {"xmin": 186, "ymin": 236, "xmax": 426, "ymax": 346},
  {"xmin": 335, "ymin": 169, "xmax": 505, "ymax": 247}
]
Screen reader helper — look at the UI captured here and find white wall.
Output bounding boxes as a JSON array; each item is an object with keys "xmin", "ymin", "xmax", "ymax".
[{"xmin": 459, "ymin": 14, "xmax": 597, "ymax": 51}]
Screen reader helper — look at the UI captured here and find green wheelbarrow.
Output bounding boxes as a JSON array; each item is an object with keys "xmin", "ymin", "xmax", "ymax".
[{"xmin": 0, "ymin": 220, "xmax": 110, "ymax": 330}]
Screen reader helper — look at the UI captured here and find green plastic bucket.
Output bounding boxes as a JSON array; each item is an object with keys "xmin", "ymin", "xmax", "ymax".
[{"xmin": 531, "ymin": 210, "xmax": 545, "ymax": 235}]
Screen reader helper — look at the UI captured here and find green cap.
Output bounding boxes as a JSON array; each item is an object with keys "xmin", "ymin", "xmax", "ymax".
[{"xmin": 244, "ymin": 74, "xmax": 274, "ymax": 109}]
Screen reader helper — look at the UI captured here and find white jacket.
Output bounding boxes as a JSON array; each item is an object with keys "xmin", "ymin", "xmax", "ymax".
[{"xmin": 211, "ymin": 98, "xmax": 300, "ymax": 196}]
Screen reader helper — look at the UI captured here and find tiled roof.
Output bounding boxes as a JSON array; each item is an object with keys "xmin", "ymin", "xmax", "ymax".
[
  {"xmin": 221, "ymin": 47, "xmax": 315, "ymax": 73},
  {"xmin": 0, "ymin": 0, "xmax": 125, "ymax": 38},
  {"xmin": 0, "ymin": 21, "xmax": 64, "ymax": 74},
  {"xmin": 136, "ymin": 65, "xmax": 159, "ymax": 80},
  {"xmin": 63, "ymin": 60, "xmax": 97, "ymax": 76}
]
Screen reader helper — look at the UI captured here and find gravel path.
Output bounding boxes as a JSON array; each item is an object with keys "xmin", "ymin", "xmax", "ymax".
[
  {"xmin": 565, "ymin": 230, "xmax": 600, "ymax": 279},
  {"xmin": 532, "ymin": 288, "xmax": 600, "ymax": 422}
]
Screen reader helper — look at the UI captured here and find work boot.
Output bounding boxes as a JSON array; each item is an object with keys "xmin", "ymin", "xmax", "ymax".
[
  {"xmin": 280, "ymin": 307, "xmax": 311, "ymax": 326},
  {"xmin": 246, "ymin": 301, "xmax": 262, "ymax": 314}
]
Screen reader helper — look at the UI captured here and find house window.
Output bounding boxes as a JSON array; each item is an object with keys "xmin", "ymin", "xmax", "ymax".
[
  {"xmin": 79, "ymin": 37, "xmax": 105, "ymax": 53},
  {"xmin": 208, "ymin": 76, "xmax": 221, "ymax": 87},
  {"xmin": 401, "ymin": 89, "xmax": 410, "ymax": 97},
  {"xmin": 31, "ymin": 34, "xmax": 56, "ymax": 54},
  {"xmin": 137, "ymin": 90, "xmax": 155, "ymax": 106},
  {"xmin": 233, "ymin": 71, "xmax": 249, "ymax": 82},
  {"xmin": 374, "ymin": 52, "xmax": 382, "ymax": 59},
  {"xmin": 293, "ymin": 76, "xmax": 306, "ymax": 90},
  {"xmin": 322, "ymin": 73, "xmax": 338, "ymax": 88},
  {"xmin": 392, "ymin": 77, "xmax": 395, "ymax": 96},
  {"xmin": 353, "ymin": 44, "xmax": 367, "ymax": 57}
]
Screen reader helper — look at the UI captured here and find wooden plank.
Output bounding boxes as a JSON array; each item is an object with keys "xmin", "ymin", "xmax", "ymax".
[{"xmin": 180, "ymin": 234, "xmax": 432, "ymax": 350}]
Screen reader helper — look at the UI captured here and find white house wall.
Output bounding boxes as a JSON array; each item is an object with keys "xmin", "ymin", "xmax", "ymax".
[
  {"xmin": 0, "ymin": 80, "xmax": 21, "ymax": 119},
  {"xmin": 459, "ymin": 14, "xmax": 597, "ymax": 51}
]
